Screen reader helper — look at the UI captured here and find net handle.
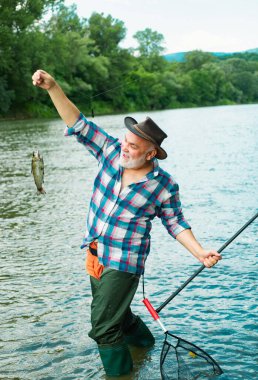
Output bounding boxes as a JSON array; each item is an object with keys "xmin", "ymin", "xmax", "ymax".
[
  {"xmin": 143, "ymin": 298, "xmax": 167, "ymax": 332},
  {"xmin": 156, "ymin": 211, "xmax": 258, "ymax": 314}
]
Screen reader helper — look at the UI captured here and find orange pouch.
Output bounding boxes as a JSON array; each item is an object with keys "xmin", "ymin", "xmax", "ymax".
[{"xmin": 85, "ymin": 242, "xmax": 104, "ymax": 280}]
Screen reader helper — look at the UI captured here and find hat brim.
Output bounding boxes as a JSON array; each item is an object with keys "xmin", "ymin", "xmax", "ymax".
[{"xmin": 124, "ymin": 117, "xmax": 167, "ymax": 160}]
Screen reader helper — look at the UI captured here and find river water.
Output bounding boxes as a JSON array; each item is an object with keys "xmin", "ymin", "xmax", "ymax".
[{"xmin": 0, "ymin": 104, "xmax": 257, "ymax": 380}]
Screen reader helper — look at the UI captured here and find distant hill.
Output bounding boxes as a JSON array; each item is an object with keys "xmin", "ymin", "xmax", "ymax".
[{"xmin": 164, "ymin": 48, "xmax": 258, "ymax": 62}]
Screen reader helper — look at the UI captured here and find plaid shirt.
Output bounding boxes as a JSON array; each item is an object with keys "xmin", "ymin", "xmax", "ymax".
[{"xmin": 65, "ymin": 113, "xmax": 191, "ymax": 275}]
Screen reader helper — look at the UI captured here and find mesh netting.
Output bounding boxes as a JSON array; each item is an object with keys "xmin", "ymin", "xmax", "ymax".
[{"xmin": 160, "ymin": 332, "xmax": 223, "ymax": 380}]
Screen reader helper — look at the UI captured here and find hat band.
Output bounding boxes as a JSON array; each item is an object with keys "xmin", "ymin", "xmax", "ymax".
[{"xmin": 134, "ymin": 125, "xmax": 158, "ymax": 146}]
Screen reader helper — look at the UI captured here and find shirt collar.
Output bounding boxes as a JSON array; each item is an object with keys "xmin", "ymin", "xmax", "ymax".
[{"xmin": 145, "ymin": 158, "xmax": 160, "ymax": 181}]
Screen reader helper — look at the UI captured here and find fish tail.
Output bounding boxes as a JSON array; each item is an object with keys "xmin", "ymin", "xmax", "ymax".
[{"xmin": 37, "ymin": 187, "xmax": 46, "ymax": 195}]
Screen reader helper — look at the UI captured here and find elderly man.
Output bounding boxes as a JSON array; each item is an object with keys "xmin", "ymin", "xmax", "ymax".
[{"xmin": 32, "ymin": 70, "xmax": 221, "ymax": 378}]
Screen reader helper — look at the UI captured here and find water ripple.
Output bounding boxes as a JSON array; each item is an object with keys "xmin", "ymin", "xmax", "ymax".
[{"xmin": 0, "ymin": 105, "xmax": 257, "ymax": 379}]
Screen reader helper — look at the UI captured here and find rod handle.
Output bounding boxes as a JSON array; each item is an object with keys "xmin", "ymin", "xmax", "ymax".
[{"xmin": 143, "ymin": 298, "xmax": 159, "ymax": 320}]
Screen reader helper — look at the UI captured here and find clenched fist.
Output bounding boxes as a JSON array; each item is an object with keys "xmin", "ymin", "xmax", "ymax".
[{"xmin": 32, "ymin": 70, "xmax": 56, "ymax": 90}]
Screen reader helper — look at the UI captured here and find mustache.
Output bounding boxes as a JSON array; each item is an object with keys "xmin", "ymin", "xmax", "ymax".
[{"xmin": 121, "ymin": 152, "xmax": 130, "ymax": 158}]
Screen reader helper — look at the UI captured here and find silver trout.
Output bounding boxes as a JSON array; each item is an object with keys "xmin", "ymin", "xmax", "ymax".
[{"xmin": 31, "ymin": 151, "xmax": 46, "ymax": 194}]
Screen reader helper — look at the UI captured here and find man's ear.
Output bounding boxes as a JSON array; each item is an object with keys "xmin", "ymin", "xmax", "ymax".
[{"xmin": 146, "ymin": 148, "xmax": 157, "ymax": 161}]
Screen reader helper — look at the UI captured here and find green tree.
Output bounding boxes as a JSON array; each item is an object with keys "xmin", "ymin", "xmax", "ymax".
[
  {"xmin": 176, "ymin": 74, "xmax": 196, "ymax": 105},
  {"xmin": 1, "ymin": 2, "xmax": 258, "ymax": 118},
  {"xmin": 219, "ymin": 58, "xmax": 258, "ymax": 102},
  {"xmin": 88, "ymin": 12, "xmax": 126, "ymax": 56},
  {"xmin": 86, "ymin": 13, "xmax": 135, "ymax": 113},
  {"xmin": 0, "ymin": 0, "xmax": 63, "ymax": 115},
  {"xmin": 231, "ymin": 71, "xmax": 257, "ymax": 102},
  {"xmin": 133, "ymin": 28, "xmax": 165, "ymax": 57},
  {"xmin": 183, "ymin": 50, "xmax": 215, "ymax": 71}
]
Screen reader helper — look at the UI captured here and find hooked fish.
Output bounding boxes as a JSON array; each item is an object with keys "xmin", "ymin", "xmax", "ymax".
[{"xmin": 31, "ymin": 151, "xmax": 46, "ymax": 194}]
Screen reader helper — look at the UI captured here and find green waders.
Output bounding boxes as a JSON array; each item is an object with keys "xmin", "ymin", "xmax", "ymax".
[{"xmin": 89, "ymin": 268, "xmax": 155, "ymax": 377}]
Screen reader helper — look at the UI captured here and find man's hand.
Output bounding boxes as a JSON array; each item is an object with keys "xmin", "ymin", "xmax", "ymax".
[
  {"xmin": 197, "ymin": 249, "xmax": 222, "ymax": 268},
  {"xmin": 32, "ymin": 70, "xmax": 56, "ymax": 90},
  {"xmin": 176, "ymin": 229, "xmax": 222, "ymax": 268},
  {"xmin": 31, "ymin": 69, "xmax": 80, "ymax": 127}
]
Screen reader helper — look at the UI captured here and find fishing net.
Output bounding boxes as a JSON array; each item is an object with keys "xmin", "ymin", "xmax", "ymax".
[{"xmin": 160, "ymin": 332, "xmax": 223, "ymax": 380}]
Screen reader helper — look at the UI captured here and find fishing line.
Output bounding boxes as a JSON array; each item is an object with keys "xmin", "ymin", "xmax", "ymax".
[
  {"xmin": 87, "ymin": 77, "xmax": 138, "ymax": 117},
  {"xmin": 91, "ymin": 80, "xmax": 133, "ymax": 99}
]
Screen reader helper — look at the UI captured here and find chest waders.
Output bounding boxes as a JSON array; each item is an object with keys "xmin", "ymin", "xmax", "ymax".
[{"xmin": 89, "ymin": 268, "xmax": 154, "ymax": 377}]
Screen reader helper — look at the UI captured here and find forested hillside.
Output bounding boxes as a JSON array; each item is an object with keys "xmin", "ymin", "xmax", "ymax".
[{"xmin": 1, "ymin": 0, "xmax": 258, "ymax": 119}]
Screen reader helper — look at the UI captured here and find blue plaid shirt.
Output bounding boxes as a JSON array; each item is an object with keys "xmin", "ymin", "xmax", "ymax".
[{"xmin": 65, "ymin": 113, "xmax": 191, "ymax": 275}]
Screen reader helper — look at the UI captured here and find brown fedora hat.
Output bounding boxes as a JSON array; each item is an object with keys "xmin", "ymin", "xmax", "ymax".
[{"xmin": 124, "ymin": 116, "xmax": 167, "ymax": 159}]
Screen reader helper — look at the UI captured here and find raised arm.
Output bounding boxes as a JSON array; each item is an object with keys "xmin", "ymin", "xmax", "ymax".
[{"xmin": 32, "ymin": 69, "xmax": 80, "ymax": 127}]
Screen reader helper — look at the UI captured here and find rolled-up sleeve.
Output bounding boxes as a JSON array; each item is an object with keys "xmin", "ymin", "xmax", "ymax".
[
  {"xmin": 64, "ymin": 112, "xmax": 116, "ymax": 161},
  {"xmin": 158, "ymin": 183, "xmax": 191, "ymax": 238}
]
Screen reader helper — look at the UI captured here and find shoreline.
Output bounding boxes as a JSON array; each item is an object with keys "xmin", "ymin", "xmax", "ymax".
[{"xmin": 1, "ymin": 101, "xmax": 258, "ymax": 122}]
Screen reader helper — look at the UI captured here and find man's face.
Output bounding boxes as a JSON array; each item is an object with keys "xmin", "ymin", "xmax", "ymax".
[{"xmin": 119, "ymin": 131, "xmax": 155, "ymax": 169}]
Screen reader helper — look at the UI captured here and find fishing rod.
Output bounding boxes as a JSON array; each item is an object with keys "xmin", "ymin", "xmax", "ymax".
[
  {"xmin": 156, "ymin": 211, "xmax": 258, "ymax": 313},
  {"xmin": 143, "ymin": 212, "xmax": 257, "ymax": 379}
]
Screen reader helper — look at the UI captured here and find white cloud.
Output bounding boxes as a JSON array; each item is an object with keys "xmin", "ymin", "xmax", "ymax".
[
  {"xmin": 175, "ymin": 30, "xmax": 250, "ymax": 53},
  {"xmin": 64, "ymin": 0, "xmax": 258, "ymax": 53}
]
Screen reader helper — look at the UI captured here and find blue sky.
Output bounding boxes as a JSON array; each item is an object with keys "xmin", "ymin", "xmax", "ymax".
[{"xmin": 64, "ymin": 0, "xmax": 258, "ymax": 53}]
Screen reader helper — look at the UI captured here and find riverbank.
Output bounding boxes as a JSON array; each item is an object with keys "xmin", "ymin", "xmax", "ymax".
[{"xmin": 0, "ymin": 99, "xmax": 249, "ymax": 122}]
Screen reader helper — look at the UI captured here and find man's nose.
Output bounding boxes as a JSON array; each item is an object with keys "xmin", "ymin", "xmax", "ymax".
[{"xmin": 122, "ymin": 141, "xmax": 129, "ymax": 151}]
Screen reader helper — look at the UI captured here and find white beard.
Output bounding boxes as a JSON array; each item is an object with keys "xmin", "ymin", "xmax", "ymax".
[{"xmin": 119, "ymin": 153, "xmax": 147, "ymax": 169}]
